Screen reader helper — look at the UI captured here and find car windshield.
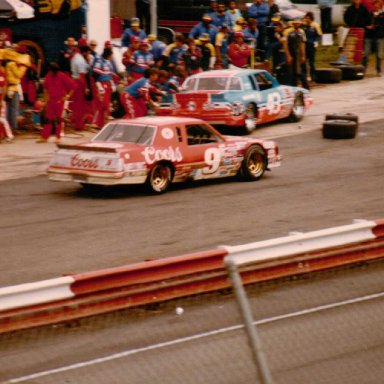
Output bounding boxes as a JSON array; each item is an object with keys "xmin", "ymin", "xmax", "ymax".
[
  {"xmin": 184, "ymin": 77, "xmax": 241, "ymax": 91},
  {"xmin": 93, "ymin": 123, "xmax": 155, "ymax": 145}
]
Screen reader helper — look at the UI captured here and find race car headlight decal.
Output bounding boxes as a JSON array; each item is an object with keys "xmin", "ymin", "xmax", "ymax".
[{"xmin": 231, "ymin": 102, "xmax": 245, "ymax": 116}]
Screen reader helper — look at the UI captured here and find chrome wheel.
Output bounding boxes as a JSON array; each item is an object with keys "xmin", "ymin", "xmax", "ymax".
[
  {"xmin": 147, "ymin": 164, "xmax": 172, "ymax": 194},
  {"xmin": 241, "ymin": 145, "xmax": 267, "ymax": 181},
  {"xmin": 290, "ymin": 94, "xmax": 305, "ymax": 122},
  {"xmin": 244, "ymin": 104, "xmax": 257, "ymax": 133}
]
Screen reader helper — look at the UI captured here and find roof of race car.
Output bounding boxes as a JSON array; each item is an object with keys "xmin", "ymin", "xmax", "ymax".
[
  {"xmin": 188, "ymin": 69, "xmax": 267, "ymax": 78},
  {"xmin": 111, "ymin": 116, "xmax": 207, "ymax": 126}
]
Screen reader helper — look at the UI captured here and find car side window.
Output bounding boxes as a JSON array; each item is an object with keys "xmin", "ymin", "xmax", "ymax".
[
  {"xmin": 186, "ymin": 124, "xmax": 222, "ymax": 145},
  {"xmin": 253, "ymin": 73, "xmax": 273, "ymax": 91}
]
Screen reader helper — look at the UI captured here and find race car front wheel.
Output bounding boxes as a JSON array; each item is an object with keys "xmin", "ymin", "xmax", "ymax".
[
  {"xmin": 146, "ymin": 163, "xmax": 172, "ymax": 194},
  {"xmin": 241, "ymin": 145, "xmax": 267, "ymax": 181},
  {"xmin": 243, "ymin": 103, "xmax": 257, "ymax": 134},
  {"xmin": 289, "ymin": 93, "xmax": 305, "ymax": 122}
]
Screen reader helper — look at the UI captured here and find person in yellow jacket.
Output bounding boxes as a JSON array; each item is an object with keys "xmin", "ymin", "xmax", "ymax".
[
  {"xmin": 195, "ymin": 33, "xmax": 216, "ymax": 71},
  {"xmin": 4, "ymin": 45, "xmax": 31, "ymax": 130}
]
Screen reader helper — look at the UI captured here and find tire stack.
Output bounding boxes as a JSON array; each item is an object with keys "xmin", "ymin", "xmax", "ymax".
[
  {"xmin": 314, "ymin": 68, "xmax": 342, "ymax": 83},
  {"xmin": 330, "ymin": 62, "xmax": 365, "ymax": 80},
  {"xmin": 322, "ymin": 113, "xmax": 359, "ymax": 139}
]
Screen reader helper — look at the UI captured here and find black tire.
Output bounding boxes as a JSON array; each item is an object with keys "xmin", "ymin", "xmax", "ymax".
[
  {"xmin": 325, "ymin": 113, "xmax": 359, "ymax": 124},
  {"xmin": 315, "ymin": 68, "xmax": 342, "ymax": 83},
  {"xmin": 243, "ymin": 103, "xmax": 257, "ymax": 134},
  {"xmin": 329, "ymin": 61, "xmax": 346, "ymax": 66},
  {"xmin": 240, "ymin": 145, "xmax": 267, "ymax": 181},
  {"xmin": 146, "ymin": 163, "xmax": 172, "ymax": 194},
  {"xmin": 339, "ymin": 64, "xmax": 365, "ymax": 80},
  {"xmin": 289, "ymin": 92, "xmax": 305, "ymax": 122},
  {"xmin": 322, "ymin": 119, "xmax": 358, "ymax": 139}
]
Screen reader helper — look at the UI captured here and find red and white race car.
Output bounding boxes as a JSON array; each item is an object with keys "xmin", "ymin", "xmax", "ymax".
[{"xmin": 48, "ymin": 116, "xmax": 281, "ymax": 193}]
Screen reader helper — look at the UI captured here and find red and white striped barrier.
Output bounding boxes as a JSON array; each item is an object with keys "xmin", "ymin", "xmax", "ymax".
[{"xmin": 0, "ymin": 219, "xmax": 383, "ymax": 334}]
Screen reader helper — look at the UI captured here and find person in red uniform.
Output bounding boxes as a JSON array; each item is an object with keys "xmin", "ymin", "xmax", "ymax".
[
  {"xmin": 92, "ymin": 47, "xmax": 119, "ymax": 128},
  {"xmin": 36, "ymin": 62, "xmax": 75, "ymax": 143},
  {"xmin": 120, "ymin": 67, "xmax": 165, "ymax": 118},
  {"xmin": 228, "ymin": 31, "xmax": 251, "ymax": 68}
]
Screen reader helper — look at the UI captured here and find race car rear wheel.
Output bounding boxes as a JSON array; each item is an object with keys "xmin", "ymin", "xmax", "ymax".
[
  {"xmin": 322, "ymin": 119, "xmax": 358, "ymax": 139},
  {"xmin": 289, "ymin": 92, "xmax": 305, "ymax": 122},
  {"xmin": 243, "ymin": 103, "xmax": 257, "ymax": 134},
  {"xmin": 146, "ymin": 163, "xmax": 172, "ymax": 194},
  {"xmin": 241, "ymin": 145, "xmax": 267, "ymax": 181}
]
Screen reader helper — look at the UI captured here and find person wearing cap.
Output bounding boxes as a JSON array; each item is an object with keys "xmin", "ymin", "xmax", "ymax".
[
  {"xmin": 121, "ymin": 17, "xmax": 147, "ymax": 50},
  {"xmin": 247, "ymin": 0, "xmax": 270, "ymax": 61},
  {"xmin": 129, "ymin": 40, "xmax": 155, "ymax": 81},
  {"xmin": 215, "ymin": 23, "xmax": 230, "ymax": 69},
  {"xmin": 36, "ymin": 62, "xmax": 75, "ymax": 143},
  {"xmin": 233, "ymin": 16, "xmax": 248, "ymax": 32},
  {"xmin": 211, "ymin": 3, "xmax": 233, "ymax": 29},
  {"xmin": 196, "ymin": 33, "xmax": 217, "ymax": 71},
  {"xmin": 121, "ymin": 67, "xmax": 165, "ymax": 118},
  {"xmin": 189, "ymin": 14, "xmax": 219, "ymax": 44},
  {"xmin": 161, "ymin": 33, "xmax": 188, "ymax": 74},
  {"xmin": 302, "ymin": 11, "xmax": 322, "ymax": 82},
  {"xmin": 92, "ymin": 47, "xmax": 119, "ymax": 128},
  {"xmin": 182, "ymin": 37, "xmax": 203, "ymax": 75},
  {"xmin": 122, "ymin": 36, "xmax": 141, "ymax": 83},
  {"xmin": 226, "ymin": 1, "xmax": 242, "ymax": 27},
  {"xmin": 147, "ymin": 34, "xmax": 167, "ymax": 65},
  {"xmin": 284, "ymin": 18, "xmax": 309, "ymax": 89},
  {"xmin": 59, "ymin": 36, "xmax": 78, "ymax": 74},
  {"xmin": 228, "ymin": 31, "xmax": 251, "ymax": 68}
]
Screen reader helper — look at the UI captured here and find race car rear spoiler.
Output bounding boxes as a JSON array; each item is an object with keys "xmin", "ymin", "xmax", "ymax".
[{"xmin": 57, "ymin": 143, "xmax": 118, "ymax": 153}]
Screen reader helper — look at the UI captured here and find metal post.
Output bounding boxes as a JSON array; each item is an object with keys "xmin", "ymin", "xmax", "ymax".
[
  {"xmin": 225, "ymin": 257, "xmax": 273, "ymax": 384},
  {"xmin": 150, "ymin": 0, "xmax": 157, "ymax": 35}
]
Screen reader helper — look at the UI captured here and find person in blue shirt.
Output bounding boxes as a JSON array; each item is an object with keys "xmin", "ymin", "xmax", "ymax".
[
  {"xmin": 211, "ymin": 3, "xmax": 233, "ymax": 29},
  {"xmin": 302, "ymin": 12, "xmax": 322, "ymax": 82},
  {"xmin": 92, "ymin": 47, "xmax": 117, "ymax": 128},
  {"xmin": 121, "ymin": 17, "xmax": 147, "ymax": 49},
  {"xmin": 247, "ymin": 0, "xmax": 270, "ymax": 60},
  {"xmin": 122, "ymin": 68, "xmax": 165, "ymax": 118},
  {"xmin": 161, "ymin": 33, "xmax": 188, "ymax": 73},
  {"xmin": 189, "ymin": 14, "xmax": 219, "ymax": 44},
  {"xmin": 147, "ymin": 34, "xmax": 167, "ymax": 65}
]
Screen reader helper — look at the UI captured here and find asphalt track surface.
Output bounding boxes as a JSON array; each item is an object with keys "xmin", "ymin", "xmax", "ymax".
[
  {"xmin": 1, "ymin": 119, "xmax": 383, "ymax": 287},
  {"xmin": 1, "ymin": 113, "xmax": 384, "ymax": 382}
]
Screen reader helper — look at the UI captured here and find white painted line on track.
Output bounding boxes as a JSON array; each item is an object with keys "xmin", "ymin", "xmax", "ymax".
[{"xmin": 4, "ymin": 291, "xmax": 384, "ymax": 383}]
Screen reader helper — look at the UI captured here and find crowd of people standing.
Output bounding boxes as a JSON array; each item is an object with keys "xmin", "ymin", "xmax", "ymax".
[{"xmin": 1, "ymin": 0, "xmax": 383, "ymax": 144}]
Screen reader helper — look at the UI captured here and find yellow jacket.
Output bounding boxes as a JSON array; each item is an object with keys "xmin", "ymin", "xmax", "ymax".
[{"xmin": 5, "ymin": 61, "xmax": 28, "ymax": 92}]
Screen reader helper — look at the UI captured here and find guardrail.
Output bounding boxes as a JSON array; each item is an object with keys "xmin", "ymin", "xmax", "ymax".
[{"xmin": 1, "ymin": 219, "xmax": 383, "ymax": 334}]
